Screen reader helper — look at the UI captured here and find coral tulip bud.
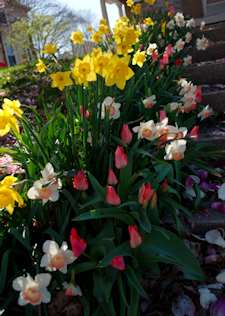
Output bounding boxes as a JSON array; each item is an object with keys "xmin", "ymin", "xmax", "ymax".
[
  {"xmin": 120, "ymin": 124, "xmax": 133, "ymax": 145},
  {"xmin": 189, "ymin": 126, "xmax": 200, "ymax": 139},
  {"xmin": 105, "ymin": 186, "xmax": 121, "ymax": 205},
  {"xmin": 111, "ymin": 256, "xmax": 126, "ymax": 271},
  {"xmin": 161, "ymin": 178, "xmax": 169, "ymax": 192},
  {"xmin": 73, "ymin": 170, "xmax": 89, "ymax": 191},
  {"xmin": 115, "ymin": 146, "xmax": 128, "ymax": 169},
  {"xmin": 70, "ymin": 228, "xmax": 87, "ymax": 257},
  {"xmin": 138, "ymin": 183, "xmax": 154, "ymax": 208},
  {"xmin": 107, "ymin": 168, "xmax": 118, "ymax": 186},
  {"xmin": 128, "ymin": 225, "xmax": 143, "ymax": 248}
]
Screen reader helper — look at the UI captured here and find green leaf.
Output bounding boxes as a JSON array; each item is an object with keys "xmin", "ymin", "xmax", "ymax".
[
  {"xmin": 125, "ymin": 266, "xmax": 148, "ymax": 299},
  {"xmin": 72, "ymin": 262, "xmax": 96, "ymax": 273},
  {"xmin": 154, "ymin": 162, "xmax": 173, "ymax": 182},
  {"xmin": 10, "ymin": 227, "xmax": 31, "ymax": 251},
  {"xmin": 73, "ymin": 208, "xmax": 133, "ymax": 224},
  {"xmin": 0, "ymin": 250, "xmax": 10, "ymax": 294},
  {"xmin": 136, "ymin": 226, "xmax": 204, "ymax": 281},
  {"xmin": 98, "ymin": 242, "xmax": 132, "ymax": 268},
  {"xmin": 88, "ymin": 172, "xmax": 105, "ymax": 198}
]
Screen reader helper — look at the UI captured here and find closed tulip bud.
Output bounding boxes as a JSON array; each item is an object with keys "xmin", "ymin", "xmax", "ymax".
[
  {"xmin": 111, "ymin": 256, "xmax": 126, "ymax": 271},
  {"xmin": 73, "ymin": 170, "xmax": 89, "ymax": 191},
  {"xmin": 161, "ymin": 178, "xmax": 169, "ymax": 192},
  {"xmin": 151, "ymin": 192, "xmax": 158, "ymax": 208},
  {"xmin": 189, "ymin": 125, "xmax": 200, "ymax": 139},
  {"xmin": 128, "ymin": 225, "xmax": 143, "ymax": 248},
  {"xmin": 120, "ymin": 124, "xmax": 133, "ymax": 145},
  {"xmin": 105, "ymin": 186, "xmax": 121, "ymax": 205},
  {"xmin": 70, "ymin": 228, "xmax": 87, "ymax": 257},
  {"xmin": 138, "ymin": 183, "xmax": 154, "ymax": 208},
  {"xmin": 115, "ymin": 145, "xmax": 128, "ymax": 169},
  {"xmin": 159, "ymin": 110, "xmax": 167, "ymax": 121},
  {"xmin": 107, "ymin": 168, "xmax": 118, "ymax": 186}
]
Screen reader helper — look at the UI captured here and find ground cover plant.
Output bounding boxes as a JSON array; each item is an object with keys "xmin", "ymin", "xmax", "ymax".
[{"xmin": 0, "ymin": 0, "xmax": 224, "ymax": 315}]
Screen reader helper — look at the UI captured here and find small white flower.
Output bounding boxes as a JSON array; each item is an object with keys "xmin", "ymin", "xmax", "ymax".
[
  {"xmin": 133, "ymin": 120, "xmax": 157, "ymax": 141},
  {"xmin": 183, "ymin": 55, "xmax": 192, "ymax": 66},
  {"xmin": 164, "ymin": 139, "xmax": 187, "ymax": 161},
  {"xmin": 218, "ymin": 184, "xmax": 225, "ymax": 201},
  {"xmin": 142, "ymin": 95, "xmax": 156, "ymax": 109},
  {"xmin": 167, "ymin": 20, "xmax": 175, "ymax": 30},
  {"xmin": 40, "ymin": 240, "xmax": 76, "ymax": 273},
  {"xmin": 100, "ymin": 96, "xmax": 121, "ymax": 120},
  {"xmin": 205, "ymin": 229, "xmax": 225, "ymax": 248},
  {"xmin": 169, "ymin": 102, "xmax": 181, "ymax": 111},
  {"xmin": 175, "ymin": 39, "xmax": 185, "ymax": 52},
  {"xmin": 186, "ymin": 18, "xmax": 196, "ymax": 28},
  {"xmin": 197, "ymin": 105, "xmax": 213, "ymax": 120},
  {"xmin": 63, "ymin": 282, "xmax": 82, "ymax": 296},
  {"xmin": 196, "ymin": 36, "xmax": 209, "ymax": 50},
  {"xmin": 198, "ymin": 287, "xmax": 217, "ymax": 309},
  {"xmin": 185, "ymin": 32, "xmax": 192, "ymax": 44},
  {"xmin": 174, "ymin": 12, "xmax": 185, "ymax": 27},
  {"xmin": 200, "ymin": 21, "xmax": 205, "ymax": 31},
  {"xmin": 146, "ymin": 43, "xmax": 157, "ymax": 56},
  {"xmin": 12, "ymin": 273, "xmax": 51, "ymax": 306}
]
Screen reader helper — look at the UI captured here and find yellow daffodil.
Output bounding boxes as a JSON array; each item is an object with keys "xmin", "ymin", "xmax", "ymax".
[
  {"xmin": 73, "ymin": 55, "xmax": 96, "ymax": 85},
  {"xmin": 36, "ymin": 59, "xmax": 47, "ymax": 73},
  {"xmin": 0, "ymin": 109, "xmax": 19, "ymax": 137},
  {"xmin": 50, "ymin": 71, "xmax": 73, "ymax": 91},
  {"xmin": 161, "ymin": 21, "xmax": 166, "ymax": 36},
  {"xmin": 70, "ymin": 31, "xmax": 84, "ymax": 45},
  {"xmin": 2, "ymin": 98, "xmax": 23, "ymax": 118},
  {"xmin": 143, "ymin": 17, "xmax": 154, "ymax": 26},
  {"xmin": 131, "ymin": 4, "xmax": 141, "ymax": 15},
  {"xmin": 87, "ymin": 25, "xmax": 93, "ymax": 33},
  {"xmin": 114, "ymin": 23, "xmax": 140, "ymax": 55},
  {"xmin": 104, "ymin": 55, "xmax": 134, "ymax": 90},
  {"xmin": 98, "ymin": 23, "xmax": 110, "ymax": 35},
  {"xmin": 0, "ymin": 176, "xmax": 24, "ymax": 215},
  {"xmin": 91, "ymin": 31, "xmax": 102, "ymax": 44},
  {"xmin": 42, "ymin": 43, "xmax": 57, "ymax": 55},
  {"xmin": 93, "ymin": 50, "xmax": 112, "ymax": 77},
  {"xmin": 126, "ymin": 0, "xmax": 134, "ymax": 7},
  {"xmin": 144, "ymin": 0, "xmax": 157, "ymax": 4},
  {"xmin": 132, "ymin": 50, "xmax": 146, "ymax": 67}
]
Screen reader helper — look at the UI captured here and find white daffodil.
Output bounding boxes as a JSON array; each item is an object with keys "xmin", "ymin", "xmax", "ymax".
[
  {"xmin": 146, "ymin": 43, "xmax": 157, "ymax": 55},
  {"xmin": 12, "ymin": 273, "xmax": 51, "ymax": 306},
  {"xmin": 63, "ymin": 282, "xmax": 82, "ymax": 296},
  {"xmin": 100, "ymin": 96, "xmax": 121, "ymax": 120},
  {"xmin": 142, "ymin": 95, "xmax": 156, "ymax": 109},
  {"xmin": 185, "ymin": 32, "xmax": 192, "ymax": 44},
  {"xmin": 198, "ymin": 287, "xmax": 217, "ymax": 309},
  {"xmin": 41, "ymin": 163, "xmax": 58, "ymax": 182},
  {"xmin": 40, "ymin": 240, "xmax": 76, "ymax": 273},
  {"xmin": 196, "ymin": 36, "xmax": 209, "ymax": 51},
  {"xmin": 164, "ymin": 139, "xmax": 187, "ymax": 161},
  {"xmin": 174, "ymin": 12, "xmax": 185, "ymax": 27},
  {"xmin": 186, "ymin": 18, "xmax": 196, "ymax": 28},
  {"xmin": 133, "ymin": 120, "xmax": 157, "ymax": 141},
  {"xmin": 175, "ymin": 39, "xmax": 185, "ymax": 52},
  {"xmin": 183, "ymin": 55, "xmax": 192, "ymax": 66},
  {"xmin": 167, "ymin": 20, "xmax": 175, "ymax": 30},
  {"xmin": 169, "ymin": 102, "xmax": 181, "ymax": 111},
  {"xmin": 165, "ymin": 125, "xmax": 188, "ymax": 141},
  {"xmin": 218, "ymin": 184, "xmax": 225, "ymax": 201},
  {"xmin": 198, "ymin": 105, "xmax": 213, "ymax": 120}
]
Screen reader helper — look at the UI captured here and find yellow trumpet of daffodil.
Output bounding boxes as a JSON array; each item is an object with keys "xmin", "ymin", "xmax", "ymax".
[
  {"xmin": 0, "ymin": 176, "xmax": 24, "ymax": 215},
  {"xmin": 42, "ymin": 43, "xmax": 57, "ymax": 55}
]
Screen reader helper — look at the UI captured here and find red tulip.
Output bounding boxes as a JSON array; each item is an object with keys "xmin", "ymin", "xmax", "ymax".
[
  {"xmin": 73, "ymin": 170, "xmax": 89, "ymax": 191},
  {"xmin": 195, "ymin": 86, "xmax": 202, "ymax": 103},
  {"xmin": 111, "ymin": 256, "xmax": 126, "ymax": 271},
  {"xmin": 105, "ymin": 186, "xmax": 121, "ymax": 205},
  {"xmin": 107, "ymin": 168, "xmax": 118, "ymax": 186},
  {"xmin": 175, "ymin": 58, "xmax": 182, "ymax": 66},
  {"xmin": 128, "ymin": 225, "xmax": 143, "ymax": 248},
  {"xmin": 115, "ymin": 146, "xmax": 128, "ymax": 169},
  {"xmin": 189, "ymin": 125, "xmax": 200, "ymax": 139},
  {"xmin": 120, "ymin": 124, "xmax": 133, "ymax": 145},
  {"xmin": 70, "ymin": 228, "xmax": 87, "ymax": 257},
  {"xmin": 138, "ymin": 183, "xmax": 154, "ymax": 208}
]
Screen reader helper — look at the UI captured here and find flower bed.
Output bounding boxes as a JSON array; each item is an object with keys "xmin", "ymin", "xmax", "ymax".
[{"xmin": 0, "ymin": 1, "xmax": 224, "ymax": 315}]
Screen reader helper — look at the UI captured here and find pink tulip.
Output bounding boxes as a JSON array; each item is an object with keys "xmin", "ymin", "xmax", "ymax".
[
  {"xmin": 70, "ymin": 228, "xmax": 87, "ymax": 257},
  {"xmin": 105, "ymin": 186, "xmax": 121, "ymax": 205},
  {"xmin": 138, "ymin": 183, "xmax": 154, "ymax": 208},
  {"xmin": 128, "ymin": 225, "xmax": 143, "ymax": 248},
  {"xmin": 120, "ymin": 124, "xmax": 133, "ymax": 145},
  {"xmin": 111, "ymin": 256, "xmax": 126, "ymax": 271},
  {"xmin": 73, "ymin": 170, "xmax": 89, "ymax": 191},
  {"xmin": 189, "ymin": 125, "xmax": 200, "ymax": 139},
  {"xmin": 107, "ymin": 168, "xmax": 118, "ymax": 186},
  {"xmin": 115, "ymin": 146, "xmax": 128, "ymax": 169}
]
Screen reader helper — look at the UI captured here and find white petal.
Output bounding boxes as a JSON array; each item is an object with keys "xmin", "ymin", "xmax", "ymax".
[
  {"xmin": 35, "ymin": 273, "xmax": 52, "ymax": 288},
  {"xmin": 40, "ymin": 254, "xmax": 50, "ymax": 268},
  {"xmin": 198, "ymin": 288, "xmax": 217, "ymax": 309},
  {"xmin": 12, "ymin": 276, "xmax": 27, "ymax": 291},
  {"xmin": 205, "ymin": 230, "xmax": 225, "ymax": 248},
  {"xmin": 41, "ymin": 289, "xmax": 51, "ymax": 303},
  {"xmin": 218, "ymin": 184, "xmax": 225, "ymax": 201},
  {"xmin": 65, "ymin": 250, "xmax": 76, "ymax": 264},
  {"xmin": 216, "ymin": 271, "xmax": 225, "ymax": 284},
  {"xmin": 27, "ymin": 187, "xmax": 39, "ymax": 200},
  {"xmin": 43, "ymin": 240, "xmax": 59, "ymax": 255},
  {"xmin": 41, "ymin": 163, "xmax": 54, "ymax": 180},
  {"xmin": 60, "ymin": 265, "xmax": 67, "ymax": 274},
  {"xmin": 18, "ymin": 293, "xmax": 28, "ymax": 306},
  {"xmin": 61, "ymin": 241, "xmax": 68, "ymax": 251},
  {"xmin": 49, "ymin": 190, "xmax": 59, "ymax": 202}
]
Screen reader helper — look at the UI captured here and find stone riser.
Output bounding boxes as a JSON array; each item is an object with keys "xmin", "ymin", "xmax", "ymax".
[
  {"xmin": 191, "ymin": 41, "xmax": 225, "ymax": 63},
  {"xmin": 203, "ymin": 90, "xmax": 225, "ymax": 112}
]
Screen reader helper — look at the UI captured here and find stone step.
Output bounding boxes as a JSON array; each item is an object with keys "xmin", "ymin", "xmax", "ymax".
[
  {"xmin": 191, "ymin": 41, "xmax": 225, "ymax": 63},
  {"xmin": 191, "ymin": 211, "xmax": 225, "ymax": 233},
  {"xmin": 195, "ymin": 21, "xmax": 225, "ymax": 42},
  {"xmin": 202, "ymin": 89, "xmax": 225, "ymax": 112},
  {"xmin": 186, "ymin": 58, "xmax": 225, "ymax": 85}
]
